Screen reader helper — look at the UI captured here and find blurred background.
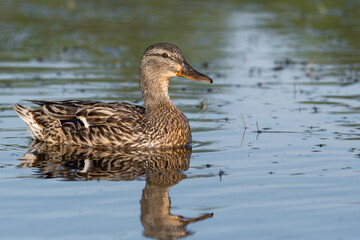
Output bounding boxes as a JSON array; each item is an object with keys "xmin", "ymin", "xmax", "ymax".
[{"xmin": 1, "ymin": 0, "xmax": 360, "ymax": 239}]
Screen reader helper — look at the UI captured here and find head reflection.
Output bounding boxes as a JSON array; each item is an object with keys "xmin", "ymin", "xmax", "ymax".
[{"xmin": 19, "ymin": 141, "xmax": 213, "ymax": 239}]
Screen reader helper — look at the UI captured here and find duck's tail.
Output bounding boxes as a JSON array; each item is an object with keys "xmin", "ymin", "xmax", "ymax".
[{"xmin": 13, "ymin": 104, "xmax": 46, "ymax": 140}]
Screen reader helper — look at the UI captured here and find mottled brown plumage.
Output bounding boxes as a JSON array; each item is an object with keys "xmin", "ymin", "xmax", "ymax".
[{"xmin": 13, "ymin": 43, "xmax": 213, "ymax": 148}]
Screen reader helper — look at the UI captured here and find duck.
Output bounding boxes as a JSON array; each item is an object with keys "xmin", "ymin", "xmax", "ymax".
[{"xmin": 13, "ymin": 43, "xmax": 213, "ymax": 148}]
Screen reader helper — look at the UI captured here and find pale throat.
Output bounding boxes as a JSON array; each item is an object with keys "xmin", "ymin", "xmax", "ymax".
[{"xmin": 141, "ymin": 75, "xmax": 173, "ymax": 110}]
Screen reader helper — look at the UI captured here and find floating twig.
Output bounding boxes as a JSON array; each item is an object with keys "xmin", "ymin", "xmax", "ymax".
[
  {"xmin": 256, "ymin": 121, "xmax": 261, "ymax": 133},
  {"xmin": 241, "ymin": 113, "xmax": 247, "ymax": 129}
]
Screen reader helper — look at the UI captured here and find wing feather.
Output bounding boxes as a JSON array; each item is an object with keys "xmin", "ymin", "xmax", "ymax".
[{"xmin": 27, "ymin": 100, "xmax": 145, "ymax": 128}]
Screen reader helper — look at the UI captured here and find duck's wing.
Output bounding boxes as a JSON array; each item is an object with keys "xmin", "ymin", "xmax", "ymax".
[
  {"xmin": 63, "ymin": 102, "xmax": 147, "ymax": 147},
  {"xmin": 27, "ymin": 100, "xmax": 145, "ymax": 128},
  {"xmin": 26, "ymin": 100, "xmax": 101, "ymax": 120},
  {"xmin": 75, "ymin": 102, "xmax": 146, "ymax": 127},
  {"xmin": 18, "ymin": 100, "xmax": 147, "ymax": 147}
]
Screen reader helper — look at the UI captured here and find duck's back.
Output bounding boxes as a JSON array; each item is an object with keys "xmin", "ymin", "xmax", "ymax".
[
  {"xmin": 14, "ymin": 100, "xmax": 192, "ymax": 148},
  {"xmin": 14, "ymin": 100, "xmax": 151, "ymax": 148}
]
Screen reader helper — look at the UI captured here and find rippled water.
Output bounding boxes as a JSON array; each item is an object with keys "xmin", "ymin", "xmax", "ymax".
[{"xmin": 1, "ymin": 1, "xmax": 360, "ymax": 239}]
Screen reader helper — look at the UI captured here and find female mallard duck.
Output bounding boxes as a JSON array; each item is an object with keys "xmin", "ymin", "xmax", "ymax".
[{"xmin": 14, "ymin": 43, "xmax": 213, "ymax": 148}]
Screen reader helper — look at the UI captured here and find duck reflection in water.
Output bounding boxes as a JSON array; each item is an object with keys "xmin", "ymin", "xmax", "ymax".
[{"xmin": 19, "ymin": 141, "xmax": 213, "ymax": 239}]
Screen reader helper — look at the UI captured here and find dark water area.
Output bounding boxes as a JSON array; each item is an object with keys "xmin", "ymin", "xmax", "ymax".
[{"xmin": 1, "ymin": 1, "xmax": 360, "ymax": 239}]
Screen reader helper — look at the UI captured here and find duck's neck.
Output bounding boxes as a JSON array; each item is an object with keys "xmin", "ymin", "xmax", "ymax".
[{"xmin": 140, "ymin": 67, "xmax": 175, "ymax": 113}]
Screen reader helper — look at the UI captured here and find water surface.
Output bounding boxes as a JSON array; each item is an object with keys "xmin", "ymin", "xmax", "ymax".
[{"xmin": 1, "ymin": 1, "xmax": 360, "ymax": 239}]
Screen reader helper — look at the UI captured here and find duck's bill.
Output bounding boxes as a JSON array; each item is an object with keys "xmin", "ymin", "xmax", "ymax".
[{"xmin": 176, "ymin": 62, "xmax": 213, "ymax": 83}]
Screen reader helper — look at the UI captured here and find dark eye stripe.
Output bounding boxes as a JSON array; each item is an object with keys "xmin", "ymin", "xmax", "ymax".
[{"xmin": 147, "ymin": 53, "xmax": 174, "ymax": 61}]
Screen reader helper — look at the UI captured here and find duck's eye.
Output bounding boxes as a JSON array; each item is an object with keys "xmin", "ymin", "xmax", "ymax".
[{"xmin": 161, "ymin": 53, "xmax": 168, "ymax": 58}]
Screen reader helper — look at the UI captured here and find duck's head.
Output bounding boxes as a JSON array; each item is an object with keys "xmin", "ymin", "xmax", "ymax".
[
  {"xmin": 140, "ymin": 43, "xmax": 213, "ymax": 104},
  {"xmin": 141, "ymin": 42, "xmax": 213, "ymax": 83}
]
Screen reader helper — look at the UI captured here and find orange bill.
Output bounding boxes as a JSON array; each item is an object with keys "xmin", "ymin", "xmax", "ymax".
[{"xmin": 176, "ymin": 61, "xmax": 213, "ymax": 83}]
